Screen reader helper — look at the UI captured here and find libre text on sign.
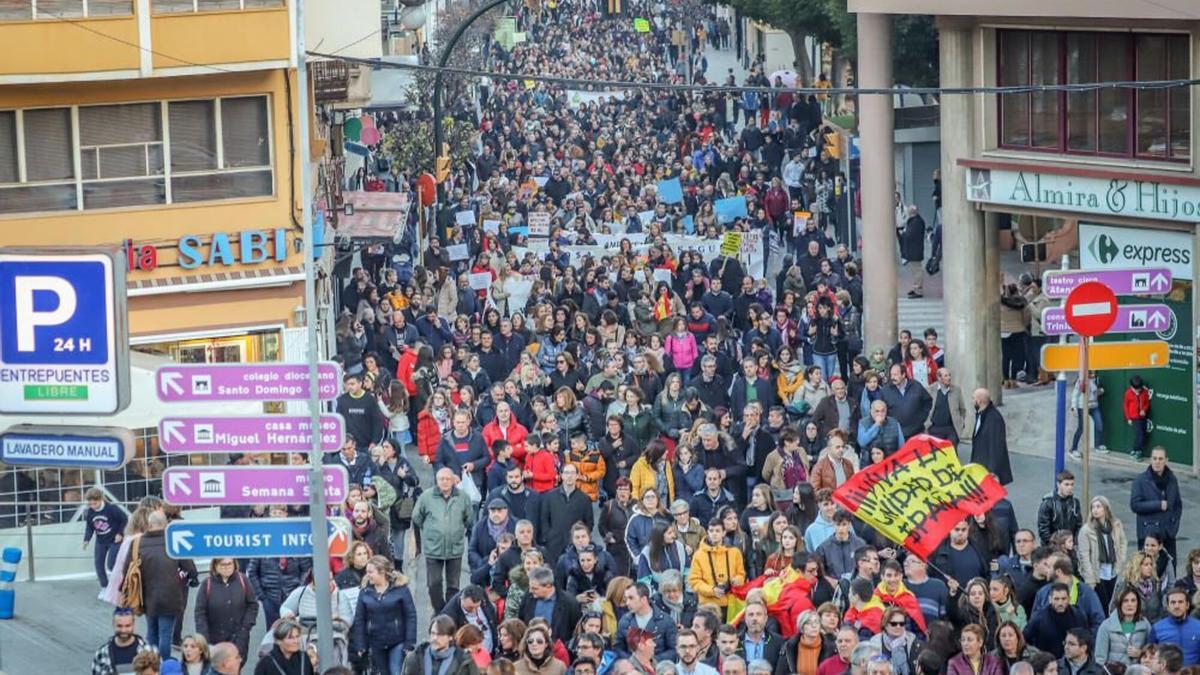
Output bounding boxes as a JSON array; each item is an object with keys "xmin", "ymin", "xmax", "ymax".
[
  {"xmin": 158, "ymin": 414, "xmax": 345, "ymax": 453},
  {"xmin": 0, "ymin": 249, "xmax": 129, "ymax": 414},
  {"xmin": 155, "ymin": 362, "xmax": 341, "ymax": 402}
]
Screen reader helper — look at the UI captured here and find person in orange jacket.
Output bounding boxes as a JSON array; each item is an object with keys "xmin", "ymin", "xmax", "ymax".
[
  {"xmin": 523, "ymin": 432, "xmax": 559, "ymax": 493},
  {"xmin": 1123, "ymin": 375, "xmax": 1152, "ymax": 459},
  {"xmin": 565, "ymin": 433, "xmax": 606, "ymax": 502}
]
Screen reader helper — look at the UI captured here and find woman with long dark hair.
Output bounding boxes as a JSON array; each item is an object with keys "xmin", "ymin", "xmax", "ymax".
[
  {"xmin": 787, "ymin": 482, "xmax": 819, "ymax": 534},
  {"xmin": 634, "ymin": 521, "xmax": 686, "ymax": 588}
]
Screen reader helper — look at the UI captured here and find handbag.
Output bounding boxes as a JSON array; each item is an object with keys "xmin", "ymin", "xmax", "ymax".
[
  {"xmin": 120, "ymin": 536, "xmax": 145, "ymax": 616},
  {"xmin": 392, "ymin": 493, "xmax": 417, "ymax": 521}
]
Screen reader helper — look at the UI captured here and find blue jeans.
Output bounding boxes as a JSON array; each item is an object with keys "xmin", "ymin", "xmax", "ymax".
[
  {"xmin": 145, "ymin": 614, "xmax": 176, "ymax": 658},
  {"xmin": 812, "ymin": 352, "xmax": 838, "ymax": 383},
  {"xmin": 1070, "ymin": 408, "xmax": 1103, "ymax": 452},
  {"xmin": 371, "ymin": 642, "xmax": 407, "ymax": 675},
  {"xmin": 92, "ymin": 538, "xmax": 119, "ymax": 587}
]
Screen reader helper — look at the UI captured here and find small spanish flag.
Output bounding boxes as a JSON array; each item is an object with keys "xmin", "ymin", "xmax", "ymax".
[{"xmin": 653, "ymin": 291, "xmax": 671, "ymax": 321}]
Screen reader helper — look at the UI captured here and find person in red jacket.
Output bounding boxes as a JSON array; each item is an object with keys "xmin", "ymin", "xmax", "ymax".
[
  {"xmin": 522, "ymin": 433, "xmax": 559, "ymax": 493},
  {"xmin": 1124, "ymin": 375, "xmax": 1152, "ymax": 459},
  {"xmin": 763, "ymin": 177, "xmax": 790, "ymax": 226},
  {"xmin": 481, "ymin": 401, "xmax": 528, "ymax": 467}
]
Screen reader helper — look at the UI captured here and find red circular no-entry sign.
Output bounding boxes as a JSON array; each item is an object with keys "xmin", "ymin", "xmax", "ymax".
[{"xmin": 1065, "ymin": 281, "xmax": 1118, "ymax": 337}]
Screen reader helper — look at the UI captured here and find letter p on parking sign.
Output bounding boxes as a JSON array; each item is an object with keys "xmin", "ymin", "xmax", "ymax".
[{"xmin": 0, "ymin": 249, "xmax": 129, "ymax": 415}]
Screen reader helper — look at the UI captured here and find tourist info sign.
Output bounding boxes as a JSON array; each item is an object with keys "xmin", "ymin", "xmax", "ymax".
[
  {"xmin": 158, "ymin": 414, "xmax": 345, "ymax": 453},
  {"xmin": 1042, "ymin": 304, "xmax": 1175, "ymax": 336},
  {"xmin": 165, "ymin": 517, "xmax": 352, "ymax": 559},
  {"xmin": 0, "ymin": 248, "xmax": 130, "ymax": 414},
  {"xmin": 162, "ymin": 465, "xmax": 350, "ymax": 506},
  {"xmin": 155, "ymin": 362, "xmax": 341, "ymax": 402},
  {"xmin": 1043, "ymin": 267, "xmax": 1172, "ymax": 299}
]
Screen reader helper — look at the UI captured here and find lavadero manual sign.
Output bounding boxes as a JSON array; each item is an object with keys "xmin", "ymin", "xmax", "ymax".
[
  {"xmin": 966, "ymin": 166, "xmax": 1200, "ymax": 223},
  {"xmin": 1079, "ymin": 223, "xmax": 1195, "ymax": 466}
]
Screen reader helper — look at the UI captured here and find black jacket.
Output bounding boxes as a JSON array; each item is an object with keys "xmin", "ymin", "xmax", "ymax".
[
  {"xmin": 247, "ymin": 556, "xmax": 312, "ymax": 604},
  {"xmin": 615, "ymin": 606, "xmax": 679, "ymax": 660},
  {"xmin": 1036, "ymin": 492, "xmax": 1082, "ymax": 545},
  {"xmin": 401, "ymin": 643, "xmax": 480, "ymax": 675},
  {"xmin": 692, "ymin": 374, "xmax": 730, "ymax": 410},
  {"xmin": 538, "ymin": 487, "xmax": 595, "ymax": 563},
  {"xmin": 443, "ymin": 590, "xmax": 500, "ymax": 649},
  {"xmin": 350, "ymin": 581, "xmax": 418, "ymax": 653},
  {"xmin": 737, "ymin": 629, "xmax": 785, "ymax": 665},
  {"xmin": 518, "ymin": 589, "xmax": 582, "ymax": 644},
  {"xmin": 253, "ymin": 644, "xmax": 312, "ymax": 675},
  {"xmin": 729, "ymin": 375, "xmax": 778, "ymax": 420},
  {"xmin": 336, "ymin": 391, "xmax": 386, "ymax": 448},
  {"xmin": 468, "ymin": 515, "xmax": 515, "ymax": 570},
  {"xmin": 1129, "ymin": 466, "xmax": 1183, "ymax": 541},
  {"xmin": 880, "ymin": 381, "xmax": 933, "ymax": 438},
  {"xmin": 127, "ymin": 530, "xmax": 198, "ymax": 616},
  {"xmin": 194, "ymin": 571, "xmax": 258, "ymax": 654},
  {"xmin": 901, "ymin": 214, "xmax": 926, "ymax": 262}
]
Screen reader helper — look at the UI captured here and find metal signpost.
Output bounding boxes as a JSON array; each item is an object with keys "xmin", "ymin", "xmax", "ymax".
[
  {"xmin": 164, "ymin": 517, "xmax": 352, "ymax": 560},
  {"xmin": 158, "ymin": 414, "xmax": 345, "ymax": 453},
  {"xmin": 0, "ymin": 248, "xmax": 130, "ymax": 415},
  {"xmin": 162, "ymin": 465, "xmax": 349, "ymax": 506},
  {"xmin": 1043, "ymin": 273, "xmax": 1171, "ymax": 505}
]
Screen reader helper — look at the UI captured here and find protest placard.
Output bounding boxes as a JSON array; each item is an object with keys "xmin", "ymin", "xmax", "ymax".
[
  {"xmin": 469, "ymin": 272, "xmax": 492, "ymax": 290},
  {"xmin": 527, "ymin": 212, "xmax": 551, "ymax": 237},
  {"xmin": 720, "ymin": 231, "xmax": 742, "ymax": 257},
  {"xmin": 455, "ymin": 211, "xmax": 476, "ymax": 227},
  {"xmin": 715, "ymin": 196, "xmax": 749, "ymax": 224},
  {"xmin": 446, "ymin": 243, "xmax": 469, "ymax": 261},
  {"xmin": 657, "ymin": 177, "xmax": 683, "ymax": 204},
  {"xmin": 482, "ymin": 219, "xmax": 502, "ymax": 234}
]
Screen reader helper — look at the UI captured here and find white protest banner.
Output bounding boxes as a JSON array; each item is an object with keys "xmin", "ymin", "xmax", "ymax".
[
  {"xmin": 446, "ymin": 243, "xmax": 469, "ymax": 261},
  {"xmin": 565, "ymin": 89, "xmax": 626, "ymax": 108},
  {"xmin": 533, "ymin": 176, "xmax": 550, "ymax": 188},
  {"xmin": 504, "ymin": 277, "xmax": 534, "ymax": 313},
  {"xmin": 469, "ymin": 272, "xmax": 492, "ymax": 290},
  {"xmin": 653, "ymin": 268, "xmax": 673, "ymax": 284},
  {"xmin": 482, "ymin": 219, "xmax": 502, "ymax": 234},
  {"xmin": 455, "ymin": 210, "xmax": 476, "ymax": 226},
  {"xmin": 593, "ymin": 233, "xmax": 648, "ymax": 250},
  {"xmin": 638, "ymin": 210, "xmax": 655, "ymax": 225},
  {"xmin": 528, "ymin": 212, "xmax": 552, "ymax": 237}
]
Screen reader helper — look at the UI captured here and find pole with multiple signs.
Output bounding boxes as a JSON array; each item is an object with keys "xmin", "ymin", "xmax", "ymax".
[{"xmin": 294, "ymin": 0, "xmax": 336, "ymax": 661}]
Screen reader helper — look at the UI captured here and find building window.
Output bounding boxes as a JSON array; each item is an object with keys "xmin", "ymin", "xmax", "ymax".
[
  {"xmin": 0, "ymin": 96, "xmax": 272, "ymax": 216},
  {"xmin": 998, "ymin": 29, "xmax": 1191, "ymax": 161},
  {"xmin": 0, "ymin": 0, "xmax": 132, "ymax": 19},
  {"xmin": 151, "ymin": 0, "xmax": 283, "ymax": 13}
]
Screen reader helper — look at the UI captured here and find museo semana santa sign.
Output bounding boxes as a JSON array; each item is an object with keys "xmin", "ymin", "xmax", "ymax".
[{"xmin": 967, "ymin": 167, "xmax": 1200, "ymax": 223}]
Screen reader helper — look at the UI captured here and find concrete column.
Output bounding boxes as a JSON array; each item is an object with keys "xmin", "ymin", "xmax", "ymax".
[
  {"xmin": 984, "ymin": 212, "xmax": 1003, "ymax": 403},
  {"xmin": 857, "ymin": 12, "xmax": 897, "ymax": 351},
  {"xmin": 938, "ymin": 19, "xmax": 988, "ymax": 397}
]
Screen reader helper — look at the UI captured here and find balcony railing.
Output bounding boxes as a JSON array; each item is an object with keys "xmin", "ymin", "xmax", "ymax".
[{"xmin": 0, "ymin": 0, "xmax": 133, "ymax": 19}]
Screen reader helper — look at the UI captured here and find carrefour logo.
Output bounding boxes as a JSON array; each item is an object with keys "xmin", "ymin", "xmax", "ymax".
[
  {"xmin": 1086, "ymin": 233, "xmax": 1191, "ymax": 267},
  {"xmin": 1088, "ymin": 234, "xmax": 1120, "ymax": 264}
]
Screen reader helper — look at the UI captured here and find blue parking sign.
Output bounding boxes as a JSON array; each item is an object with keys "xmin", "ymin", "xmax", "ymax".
[{"xmin": 0, "ymin": 249, "xmax": 129, "ymax": 415}]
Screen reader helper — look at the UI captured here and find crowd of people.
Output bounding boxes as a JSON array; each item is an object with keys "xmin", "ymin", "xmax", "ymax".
[{"xmin": 86, "ymin": 1, "xmax": 1198, "ymax": 675}]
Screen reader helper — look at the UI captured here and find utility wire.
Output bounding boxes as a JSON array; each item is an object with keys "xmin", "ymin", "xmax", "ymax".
[{"xmin": 307, "ymin": 49, "xmax": 1200, "ymax": 96}]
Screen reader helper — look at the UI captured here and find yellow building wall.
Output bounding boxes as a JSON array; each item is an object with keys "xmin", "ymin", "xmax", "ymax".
[
  {"xmin": 130, "ymin": 283, "xmax": 300, "ymax": 337},
  {"xmin": 0, "ymin": 17, "xmax": 140, "ymax": 75},
  {"xmin": 151, "ymin": 8, "xmax": 292, "ymax": 68}
]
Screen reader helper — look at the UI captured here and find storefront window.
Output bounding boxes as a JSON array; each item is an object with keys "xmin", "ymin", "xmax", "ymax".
[{"xmin": 998, "ymin": 29, "xmax": 1191, "ymax": 160}]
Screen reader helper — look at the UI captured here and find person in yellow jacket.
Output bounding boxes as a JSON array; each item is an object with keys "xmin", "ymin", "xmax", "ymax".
[
  {"xmin": 688, "ymin": 519, "xmax": 746, "ymax": 608},
  {"xmin": 629, "ymin": 440, "xmax": 675, "ymax": 505}
]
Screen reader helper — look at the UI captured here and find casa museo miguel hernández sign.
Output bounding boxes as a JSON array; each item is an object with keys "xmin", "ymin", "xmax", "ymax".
[
  {"xmin": 966, "ymin": 167, "xmax": 1200, "ymax": 223},
  {"xmin": 123, "ymin": 228, "xmax": 289, "ymax": 272}
]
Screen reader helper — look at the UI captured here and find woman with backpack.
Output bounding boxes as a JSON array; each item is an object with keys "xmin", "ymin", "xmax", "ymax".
[
  {"xmin": 351, "ymin": 555, "xmax": 418, "ymax": 675},
  {"xmin": 194, "ymin": 557, "xmax": 258, "ymax": 661}
]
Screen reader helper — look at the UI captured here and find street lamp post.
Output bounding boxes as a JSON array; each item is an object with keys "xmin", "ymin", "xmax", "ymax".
[{"xmin": 430, "ymin": 0, "xmax": 509, "ymax": 205}]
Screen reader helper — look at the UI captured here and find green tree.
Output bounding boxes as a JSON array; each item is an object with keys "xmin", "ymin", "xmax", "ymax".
[
  {"xmin": 381, "ymin": 77, "xmax": 476, "ymax": 175},
  {"xmin": 716, "ymin": 0, "xmax": 843, "ymax": 81}
]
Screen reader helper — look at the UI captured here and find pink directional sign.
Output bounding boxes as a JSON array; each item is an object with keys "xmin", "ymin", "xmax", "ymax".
[
  {"xmin": 162, "ymin": 465, "xmax": 349, "ymax": 506},
  {"xmin": 1043, "ymin": 268, "xmax": 1172, "ymax": 299},
  {"xmin": 158, "ymin": 415, "xmax": 345, "ymax": 454},
  {"xmin": 155, "ymin": 362, "xmax": 341, "ymax": 402},
  {"xmin": 1041, "ymin": 304, "xmax": 1175, "ymax": 336}
]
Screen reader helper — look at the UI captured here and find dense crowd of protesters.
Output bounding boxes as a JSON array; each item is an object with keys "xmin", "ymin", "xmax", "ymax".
[{"xmin": 88, "ymin": 1, "xmax": 1198, "ymax": 675}]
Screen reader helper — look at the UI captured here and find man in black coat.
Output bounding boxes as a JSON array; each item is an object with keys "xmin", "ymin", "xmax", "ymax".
[
  {"xmin": 901, "ymin": 205, "xmax": 927, "ymax": 298},
  {"xmin": 518, "ymin": 565, "xmax": 581, "ymax": 643},
  {"xmin": 969, "ymin": 388, "xmax": 1013, "ymax": 485},
  {"xmin": 444, "ymin": 585, "xmax": 499, "ymax": 651},
  {"xmin": 127, "ymin": 512, "xmax": 198, "ymax": 657},
  {"xmin": 1130, "ymin": 447, "xmax": 1183, "ymax": 559},
  {"xmin": 729, "ymin": 357, "xmax": 777, "ymax": 421},
  {"xmin": 880, "ymin": 364, "xmax": 932, "ymax": 439},
  {"xmin": 335, "ymin": 373, "xmax": 386, "ymax": 452},
  {"xmin": 537, "ymin": 464, "xmax": 594, "ymax": 564},
  {"xmin": 692, "ymin": 356, "xmax": 730, "ymax": 410},
  {"xmin": 468, "ymin": 499, "xmax": 515, "ymax": 571},
  {"xmin": 1023, "ymin": 583, "xmax": 1086, "ymax": 657}
]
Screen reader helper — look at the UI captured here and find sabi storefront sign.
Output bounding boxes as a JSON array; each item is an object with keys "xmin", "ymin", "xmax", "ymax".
[
  {"xmin": 124, "ymin": 228, "xmax": 289, "ymax": 272},
  {"xmin": 966, "ymin": 167, "xmax": 1200, "ymax": 223}
]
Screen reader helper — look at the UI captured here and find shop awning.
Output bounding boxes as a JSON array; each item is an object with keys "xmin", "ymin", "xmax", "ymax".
[
  {"xmin": 338, "ymin": 191, "xmax": 412, "ymax": 240},
  {"xmin": 0, "ymin": 352, "xmax": 260, "ymax": 433}
]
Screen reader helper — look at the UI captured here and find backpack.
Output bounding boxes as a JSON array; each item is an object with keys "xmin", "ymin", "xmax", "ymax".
[
  {"xmin": 120, "ymin": 536, "xmax": 145, "ymax": 616},
  {"xmin": 204, "ymin": 571, "xmax": 249, "ymax": 601}
]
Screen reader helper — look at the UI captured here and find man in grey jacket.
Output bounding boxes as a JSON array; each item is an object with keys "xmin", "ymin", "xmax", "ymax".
[{"xmin": 816, "ymin": 509, "xmax": 867, "ymax": 579}]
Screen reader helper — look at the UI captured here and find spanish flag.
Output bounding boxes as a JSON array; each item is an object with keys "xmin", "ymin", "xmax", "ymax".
[
  {"xmin": 832, "ymin": 435, "xmax": 1006, "ymax": 559},
  {"xmin": 727, "ymin": 568, "xmax": 816, "ymax": 637},
  {"xmin": 653, "ymin": 291, "xmax": 672, "ymax": 321}
]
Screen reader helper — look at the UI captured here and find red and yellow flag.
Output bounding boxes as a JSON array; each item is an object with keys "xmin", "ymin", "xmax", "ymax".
[
  {"xmin": 653, "ymin": 291, "xmax": 672, "ymax": 321},
  {"xmin": 832, "ymin": 435, "xmax": 1007, "ymax": 560},
  {"xmin": 727, "ymin": 568, "xmax": 815, "ymax": 637}
]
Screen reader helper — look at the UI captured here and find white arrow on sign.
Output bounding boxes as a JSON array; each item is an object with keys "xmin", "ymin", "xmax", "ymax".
[
  {"xmin": 171, "ymin": 530, "xmax": 193, "ymax": 552},
  {"xmin": 161, "ymin": 420, "xmax": 186, "ymax": 444},
  {"xmin": 1148, "ymin": 311, "xmax": 1169, "ymax": 329},
  {"xmin": 161, "ymin": 372, "xmax": 184, "ymax": 396},
  {"xmin": 168, "ymin": 471, "xmax": 193, "ymax": 497},
  {"xmin": 1151, "ymin": 273, "xmax": 1170, "ymax": 291}
]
